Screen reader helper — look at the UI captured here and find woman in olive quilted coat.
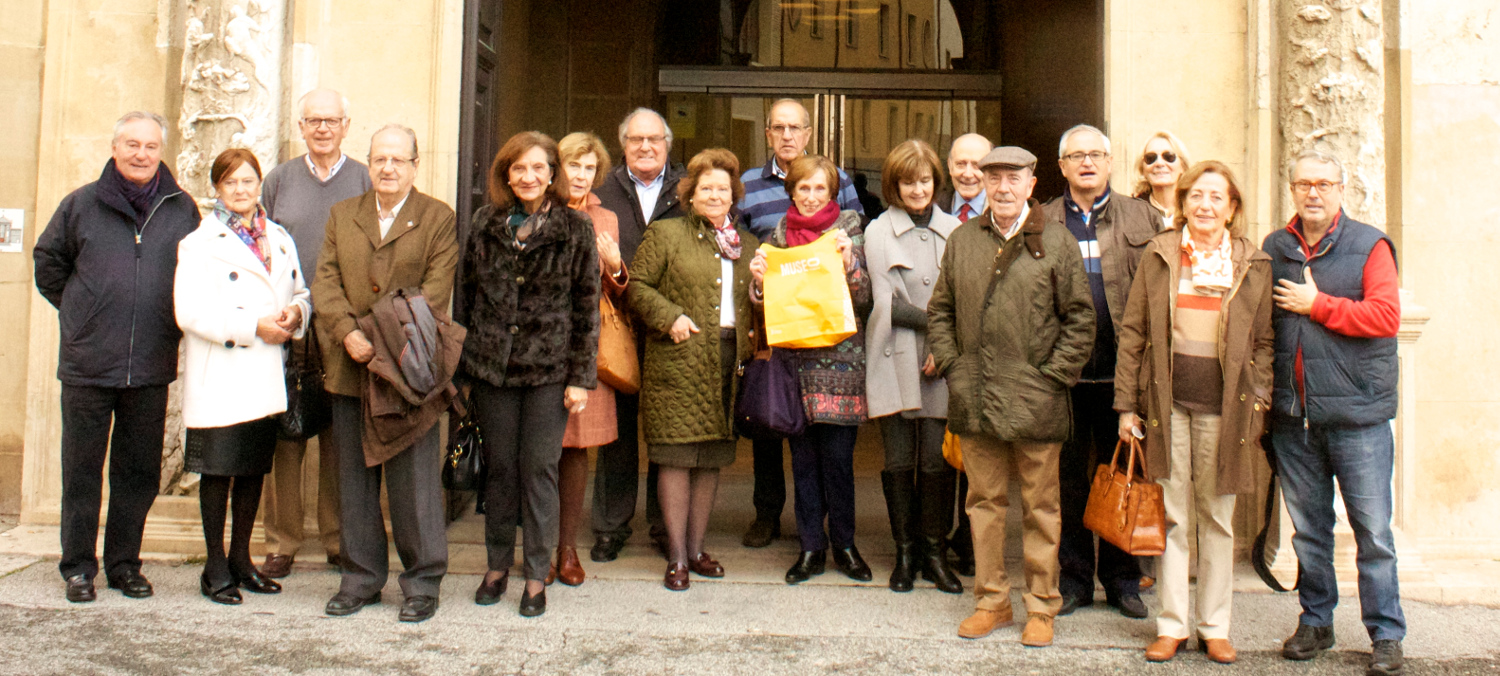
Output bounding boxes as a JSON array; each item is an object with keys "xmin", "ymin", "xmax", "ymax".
[{"xmin": 629, "ymin": 148, "xmax": 759, "ymax": 591}]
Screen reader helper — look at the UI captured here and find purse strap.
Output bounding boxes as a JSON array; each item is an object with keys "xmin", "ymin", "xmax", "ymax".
[
  {"xmin": 1108, "ymin": 437, "xmax": 1149, "ymax": 483},
  {"xmin": 751, "ymin": 302, "xmax": 772, "ymax": 360}
]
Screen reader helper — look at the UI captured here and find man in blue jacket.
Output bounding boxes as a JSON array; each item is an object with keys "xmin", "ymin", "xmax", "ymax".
[{"xmin": 33, "ymin": 111, "xmax": 201, "ymax": 603}]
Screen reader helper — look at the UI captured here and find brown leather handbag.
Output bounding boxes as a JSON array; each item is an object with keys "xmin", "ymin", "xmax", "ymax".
[
  {"xmin": 1083, "ymin": 437, "xmax": 1166, "ymax": 556},
  {"xmin": 595, "ymin": 292, "xmax": 640, "ymax": 394}
]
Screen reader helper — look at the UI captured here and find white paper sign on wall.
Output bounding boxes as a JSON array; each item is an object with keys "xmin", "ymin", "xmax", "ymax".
[{"xmin": 0, "ymin": 209, "xmax": 23, "ymax": 253}]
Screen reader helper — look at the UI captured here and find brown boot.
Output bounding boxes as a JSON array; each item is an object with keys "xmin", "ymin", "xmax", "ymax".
[
  {"xmin": 1203, "ymin": 638, "xmax": 1237, "ymax": 664},
  {"xmin": 1020, "ymin": 613, "xmax": 1054, "ymax": 647},
  {"xmin": 1145, "ymin": 636, "xmax": 1186, "ymax": 662},
  {"xmin": 957, "ymin": 606, "xmax": 1015, "ymax": 639},
  {"xmin": 556, "ymin": 547, "xmax": 586, "ymax": 586}
]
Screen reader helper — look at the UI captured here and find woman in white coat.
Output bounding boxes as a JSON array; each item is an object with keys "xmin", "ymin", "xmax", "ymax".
[
  {"xmin": 175, "ymin": 148, "xmax": 310, "ymax": 605},
  {"xmin": 863, "ymin": 140, "xmax": 963, "ymax": 594}
]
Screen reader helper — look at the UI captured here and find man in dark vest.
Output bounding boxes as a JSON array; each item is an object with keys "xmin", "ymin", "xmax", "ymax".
[{"xmin": 1266, "ymin": 150, "xmax": 1405, "ymax": 676}]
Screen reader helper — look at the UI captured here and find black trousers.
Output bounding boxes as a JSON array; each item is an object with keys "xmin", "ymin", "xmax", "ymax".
[
  {"xmin": 1059, "ymin": 381, "xmax": 1141, "ymax": 598},
  {"xmin": 474, "ymin": 382, "xmax": 568, "ymax": 580},
  {"xmin": 751, "ymin": 437, "xmax": 788, "ymax": 524},
  {"xmin": 58, "ymin": 384, "xmax": 169, "ymax": 581},
  {"xmin": 591, "ymin": 391, "xmax": 663, "ymax": 540}
]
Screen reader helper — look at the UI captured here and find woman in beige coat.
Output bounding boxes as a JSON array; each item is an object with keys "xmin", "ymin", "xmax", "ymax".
[{"xmin": 1114, "ymin": 161, "xmax": 1273, "ymax": 664}]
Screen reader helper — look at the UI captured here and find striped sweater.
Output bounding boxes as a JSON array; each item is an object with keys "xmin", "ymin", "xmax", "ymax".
[
  {"xmin": 737, "ymin": 158, "xmax": 864, "ymax": 240},
  {"xmin": 1172, "ymin": 248, "xmax": 1224, "ymax": 412}
]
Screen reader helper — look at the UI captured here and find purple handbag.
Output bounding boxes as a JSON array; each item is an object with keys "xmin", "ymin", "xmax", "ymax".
[{"xmin": 735, "ymin": 312, "xmax": 807, "ymax": 440}]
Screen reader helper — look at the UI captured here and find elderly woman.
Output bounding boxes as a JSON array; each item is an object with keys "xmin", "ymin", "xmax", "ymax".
[
  {"xmin": 629, "ymin": 148, "xmax": 759, "ymax": 591},
  {"xmin": 1133, "ymin": 131, "xmax": 1192, "ymax": 230},
  {"xmin": 175, "ymin": 148, "xmax": 310, "ymax": 604},
  {"xmin": 1115, "ymin": 161, "xmax": 1273, "ymax": 664},
  {"xmin": 458, "ymin": 132, "xmax": 600, "ymax": 617},
  {"xmin": 749, "ymin": 154, "xmax": 872, "ymax": 585},
  {"xmin": 863, "ymin": 140, "xmax": 962, "ymax": 594},
  {"xmin": 544, "ymin": 132, "xmax": 627, "ymax": 588}
]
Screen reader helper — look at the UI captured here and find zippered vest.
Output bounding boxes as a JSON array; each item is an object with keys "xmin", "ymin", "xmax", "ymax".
[{"xmin": 1264, "ymin": 214, "xmax": 1398, "ymax": 426}]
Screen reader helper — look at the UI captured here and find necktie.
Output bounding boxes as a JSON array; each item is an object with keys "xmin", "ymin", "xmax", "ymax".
[{"xmin": 958, "ymin": 203, "xmax": 973, "ymax": 222}]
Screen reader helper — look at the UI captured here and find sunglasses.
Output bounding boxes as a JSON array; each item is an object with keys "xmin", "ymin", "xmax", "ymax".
[{"xmin": 1143, "ymin": 151, "xmax": 1178, "ymax": 165}]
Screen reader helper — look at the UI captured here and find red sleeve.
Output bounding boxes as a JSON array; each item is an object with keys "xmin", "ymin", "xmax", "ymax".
[{"xmin": 1309, "ymin": 240, "xmax": 1400, "ymax": 338}]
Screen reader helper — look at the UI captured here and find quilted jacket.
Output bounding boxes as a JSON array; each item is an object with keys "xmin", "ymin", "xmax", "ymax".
[{"xmin": 628, "ymin": 214, "xmax": 760, "ymax": 445}]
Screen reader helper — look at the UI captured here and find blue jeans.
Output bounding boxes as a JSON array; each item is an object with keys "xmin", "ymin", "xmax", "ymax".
[
  {"xmin": 1273, "ymin": 416, "xmax": 1406, "ymax": 641},
  {"xmin": 789, "ymin": 424, "xmax": 860, "ymax": 551}
]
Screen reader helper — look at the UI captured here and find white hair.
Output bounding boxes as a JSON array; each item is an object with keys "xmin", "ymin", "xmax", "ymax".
[
  {"xmin": 113, "ymin": 111, "xmax": 168, "ymax": 144},
  {"xmin": 1288, "ymin": 148, "xmax": 1348, "ymax": 184},
  {"xmin": 1058, "ymin": 124, "xmax": 1111, "ymax": 157},
  {"xmin": 617, "ymin": 108, "xmax": 673, "ymax": 151},
  {"xmin": 298, "ymin": 88, "xmax": 351, "ymax": 119},
  {"xmin": 370, "ymin": 123, "xmax": 419, "ymax": 160},
  {"xmin": 766, "ymin": 99, "xmax": 812, "ymax": 128}
]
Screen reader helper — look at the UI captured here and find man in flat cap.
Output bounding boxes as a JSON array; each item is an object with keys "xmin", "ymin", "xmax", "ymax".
[{"xmin": 928, "ymin": 146, "xmax": 1096, "ymax": 647}]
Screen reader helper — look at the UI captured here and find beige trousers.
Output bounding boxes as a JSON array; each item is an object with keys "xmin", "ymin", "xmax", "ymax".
[
  {"xmin": 261, "ymin": 433, "xmax": 341, "ymax": 557},
  {"xmin": 962, "ymin": 434, "xmax": 1063, "ymax": 617},
  {"xmin": 1157, "ymin": 405, "xmax": 1237, "ymax": 640}
]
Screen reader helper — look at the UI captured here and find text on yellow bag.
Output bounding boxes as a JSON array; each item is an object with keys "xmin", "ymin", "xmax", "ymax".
[{"xmin": 760, "ymin": 231, "xmax": 857, "ymax": 349}]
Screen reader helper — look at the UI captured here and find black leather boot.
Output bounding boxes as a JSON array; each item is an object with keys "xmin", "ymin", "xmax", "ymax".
[
  {"xmin": 881, "ymin": 470, "xmax": 917, "ymax": 592},
  {"xmin": 832, "ymin": 546, "xmax": 873, "ymax": 581},
  {"xmin": 785, "ymin": 550, "xmax": 827, "ymax": 584},
  {"xmin": 948, "ymin": 472, "xmax": 976, "ymax": 576},
  {"xmin": 920, "ymin": 469, "xmax": 964, "ymax": 593}
]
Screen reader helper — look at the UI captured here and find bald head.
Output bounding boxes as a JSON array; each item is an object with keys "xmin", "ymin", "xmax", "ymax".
[
  {"xmin": 298, "ymin": 88, "xmax": 351, "ymax": 162},
  {"xmin": 948, "ymin": 133, "xmax": 993, "ymax": 202}
]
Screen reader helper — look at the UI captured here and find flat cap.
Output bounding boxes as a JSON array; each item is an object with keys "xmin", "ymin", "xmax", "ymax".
[{"xmin": 979, "ymin": 146, "xmax": 1037, "ymax": 170}]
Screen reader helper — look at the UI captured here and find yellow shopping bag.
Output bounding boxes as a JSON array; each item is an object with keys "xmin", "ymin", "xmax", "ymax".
[
  {"xmin": 761, "ymin": 231, "xmax": 857, "ymax": 349},
  {"xmin": 943, "ymin": 428, "xmax": 963, "ymax": 472}
]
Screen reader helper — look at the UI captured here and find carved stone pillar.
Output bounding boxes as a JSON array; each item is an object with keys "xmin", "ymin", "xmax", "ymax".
[{"xmin": 1278, "ymin": 0, "xmax": 1385, "ymax": 227}]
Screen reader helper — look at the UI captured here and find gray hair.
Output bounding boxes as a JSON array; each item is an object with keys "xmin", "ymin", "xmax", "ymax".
[
  {"xmin": 113, "ymin": 111, "xmax": 168, "ymax": 144},
  {"xmin": 766, "ymin": 99, "xmax": 812, "ymax": 128},
  {"xmin": 1058, "ymin": 124, "xmax": 1111, "ymax": 157},
  {"xmin": 298, "ymin": 88, "xmax": 351, "ymax": 119},
  {"xmin": 369, "ymin": 123, "xmax": 419, "ymax": 160},
  {"xmin": 1288, "ymin": 148, "xmax": 1347, "ymax": 184},
  {"xmin": 617, "ymin": 108, "xmax": 673, "ymax": 151}
]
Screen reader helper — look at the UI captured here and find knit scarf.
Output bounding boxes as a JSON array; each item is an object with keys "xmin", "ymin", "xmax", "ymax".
[
  {"xmin": 1181, "ymin": 228, "xmax": 1234, "ymax": 294},
  {"xmin": 214, "ymin": 200, "xmax": 271, "ymax": 271},
  {"xmin": 784, "ymin": 200, "xmax": 839, "ymax": 247},
  {"xmin": 119, "ymin": 164, "xmax": 161, "ymax": 226},
  {"xmin": 709, "ymin": 214, "xmax": 741, "ymax": 260}
]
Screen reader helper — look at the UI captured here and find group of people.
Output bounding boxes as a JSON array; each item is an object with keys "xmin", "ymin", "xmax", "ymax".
[{"xmin": 35, "ymin": 91, "xmax": 1407, "ymax": 675}]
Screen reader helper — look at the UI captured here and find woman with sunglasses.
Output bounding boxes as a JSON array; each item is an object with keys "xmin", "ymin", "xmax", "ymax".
[{"xmin": 1133, "ymin": 131, "xmax": 1193, "ymax": 230}]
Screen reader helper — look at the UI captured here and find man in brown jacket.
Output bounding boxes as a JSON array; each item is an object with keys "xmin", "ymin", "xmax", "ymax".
[
  {"xmin": 928, "ymin": 146, "xmax": 1095, "ymax": 647},
  {"xmin": 312, "ymin": 124, "xmax": 459, "ymax": 623}
]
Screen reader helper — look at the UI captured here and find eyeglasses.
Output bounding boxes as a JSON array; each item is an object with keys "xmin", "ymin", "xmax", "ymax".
[
  {"xmin": 1143, "ymin": 151, "xmax": 1177, "ymax": 165},
  {"xmin": 1291, "ymin": 180, "xmax": 1342, "ymax": 195},
  {"xmin": 370, "ymin": 156, "xmax": 416, "ymax": 169},
  {"xmin": 1063, "ymin": 151, "xmax": 1110, "ymax": 164},
  {"xmin": 624, "ymin": 135, "xmax": 667, "ymax": 148},
  {"xmin": 301, "ymin": 117, "xmax": 345, "ymax": 130},
  {"xmin": 768, "ymin": 124, "xmax": 809, "ymax": 136}
]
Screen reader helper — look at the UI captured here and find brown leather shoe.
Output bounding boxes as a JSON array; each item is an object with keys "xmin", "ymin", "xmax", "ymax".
[
  {"xmin": 556, "ymin": 547, "xmax": 585, "ymax": 586},
  {"xmin": 1140, "ymin": 575, "xmax": 1156, "ymax": 590},
  {"xmin": 1021, "ymin": 614, "xmax": 1054, "ymax": 647},
  {"xmin": 957, "ymin": 606, "xmax": 1014, "ymax": 639},
  {"xmin": 687, "ymin": 552, "xmax": 725, "ymax": 578},
  {"xmin": 1145, "ymin": 636, "xmax": 1186, "ymax": 662},
  {"xmin": 544, "ymin": 564, "xmax": 556, "ymax": 586},
  {"xmin": 1203, "ymin": 638, "xmax": 1237, "ymax": 664},
  {"xmin": 663, "ymin": 562, "xmax": 689, "ymax": 591},
  {"xmin": 261, "ymin": 554, "xmax": 293, "ymax": 579}
]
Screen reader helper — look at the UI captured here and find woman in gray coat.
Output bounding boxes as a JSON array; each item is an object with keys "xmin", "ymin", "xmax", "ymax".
[{"xmin": 863, "ymin": 140, "xmax": 962, "ymax": 594}]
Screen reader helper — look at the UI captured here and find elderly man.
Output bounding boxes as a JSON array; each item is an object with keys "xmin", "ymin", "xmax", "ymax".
[
  {"xmin": 937, "ymin": 133, "xmax": 993, "ymax": 221},
  {"xmin": 312, "ymin": 125, "xmax": 459, "ymax": 623},
  {"xmin": 1266, "ymin": 151, "xmax": 1405, "ymax": 676},
  {"xmin": 257, "ymin": 88, "xmax": 372, "ymax": 579},
  {"xmin": 735, "ymin": 98, "xmax": 865, "ymax": 548},
  {"xmin": 1041, "ymin": 124, "xmax": 1160, "ymax": 619},
  {"xmin": 34, "ymin": 111, "xmax": 200, "ymax": 603},
  {"xmin": 928, "ymin": 146, "xmax": 1094, "ymax": 646},
  {"xmin": 590, "ymin": 108, "xmax": 684, "ymax": 562}
]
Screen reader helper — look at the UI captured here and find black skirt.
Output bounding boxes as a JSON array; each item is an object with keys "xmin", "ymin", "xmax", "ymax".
[{"xmin": 185, "ymin": 417, "xmax": 278, "ymax": 477}]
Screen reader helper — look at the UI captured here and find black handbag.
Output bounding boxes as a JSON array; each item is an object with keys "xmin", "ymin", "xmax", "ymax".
[
  {"xmin": 442, "ymin": 412, "xmax": 486, "ymax": 492},
  {"xmin": 278, "ymin": 324, "xmax": 332, "ymax": 440},
  {"xmin": 735, "ymin": 312, "xmax": 807, "ymax": 440}
]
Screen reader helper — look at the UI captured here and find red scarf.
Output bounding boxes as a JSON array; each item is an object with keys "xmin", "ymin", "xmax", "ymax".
[{"xmin": 784, "ymin": 200, "xmax": 840, "ymax": 246}]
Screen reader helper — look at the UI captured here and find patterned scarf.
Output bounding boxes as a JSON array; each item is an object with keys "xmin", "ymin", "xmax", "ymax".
[
  {"xmin": 214, "ymin": 200, "xmax": 271, "ymax": 271},
  {"xmin": 1181, "ymin": 228, "xmax": 1234, "ymax": 294},
  {"xmin": 784, "ymin": 200, "xmax": 840, "ymax": 247},
  {"xmin": 710, "ymin": 214, "xmax": 741, "ymax": 260}
]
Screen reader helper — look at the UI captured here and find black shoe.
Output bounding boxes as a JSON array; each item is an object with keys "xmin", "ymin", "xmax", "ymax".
[
  {"xmin": 785, "ymin": 550, "xmax": 826, "ymax": 584},
  {"xmin": 1282, "ymin": 622, "xmax": 1336, "ymax": 660},
  {"xmin": 325, "ymin": 591, "xmax": 381, "ymax": 616},
  {"xmin": 919, "ymin": 538, "xmax": 963, "ymax": 594},
  {"xmin": 889, "ymin": 543, "xmax": 916, "ymax": 592},
  {"xmin": 590, "ymin": 535, "xmax": 626, "ymax": 563},
  {"xmin": 65, "ymin": 574, "xmax": 96, "ymax": 603},
  {"xmin": 200, "ymin": 574, "xmax": 243, "ymax": 605},
  {"xmin": 233, "ymin": 567, "xmax": 282, "ymax": 594},
  {"xmin": 475, "ymin": 572, "xmax": 508, "ymax": 605},
  {"xmin": 399, "ymin": 595, "xmax": 438, "ymax": 623},
  {"xmin": 1058, "ymin": 591, "xmax": 1094, "ymax": 616},
  {"xmin": 1107, "ymin": 592, "xmax": 1148, "ymax": 619},
  {"xmin": 1368, "ymin": 639, "xmax": 1404, "ymax": 676},
  {"xmin": 519, "ymin": 588, "xmax": 546, "ymax": 617},
  {"xmin": 741, "ymin": 520, "xmax": 781, "ymax": 548},
  {"xmin": 831, "ymin": 546, "xmax": 873, "ymax": 582},
  {"xmin": 106, "ymin": 570, "xmax": 154, "ymax": 599}
]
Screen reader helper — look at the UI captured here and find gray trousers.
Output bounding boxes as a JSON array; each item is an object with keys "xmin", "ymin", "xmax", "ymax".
[
  {"xmin": 473, "ymin": 381, "xmax": 568, "ymax": 580},
  {"xmin": 331, "ymin": 395, "xmax": 447, "ymax": 598}
]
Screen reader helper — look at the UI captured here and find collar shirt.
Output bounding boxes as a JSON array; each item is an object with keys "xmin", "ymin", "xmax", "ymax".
[
  {"xmin": 628, "ymin": 166, "xmax": 666, "ymax": 224},
  {"xmin": 990, "ymin": 202, "xmax": 1030, "ymax": 242},
  {"xmin": 306, "ymin": 153, "xmax": 349, "ymax": 182},
  {"xmin": 377, "ymin": 191, "xmax": 410, "ymax": 239},
  {"xmin": 720, "ymin": 257, "xmax": 736, "ymax": 328},
  {"xmin": 952, "ymin": 189, "xmax": 987, "ymax": 221}
]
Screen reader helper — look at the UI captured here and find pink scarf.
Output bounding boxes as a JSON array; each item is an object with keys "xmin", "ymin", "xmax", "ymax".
[
  {"xmin": 784, "ymin": 201, "xmax": 840, "ymax": 247},
  {"xmin": 1181, "ymin": 229, "xmax": 1234, "ymax": 294}
]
